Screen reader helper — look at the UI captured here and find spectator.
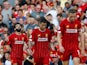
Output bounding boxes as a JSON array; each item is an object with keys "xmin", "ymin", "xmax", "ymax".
[
  {"xmin": 64, "ymin": 2, "xmax": 72, "ymax": 12},
  {"xmin": 73, "ymin": 4, "xmax": 83, "ymax": 20},
  {"xmin": 57, "ymin": 13, "xmax": 65, "ymax": 24},
  {"xmin": 25, "ymin": 0, "xmax": 31, "ymax": 4},
  {"xmin": 22, "ymin": 4, "xmax": 29, "ymax": 17},
  {"xmin": 78, "ymin": 0, "xmax": 87, "ymax": 13},
  {"xmin": 19, "ymin": 18, "xmax": 24, "ymax": 25},
  {"xmin": 48, "ymin": 2, "xmax": 55, "ymax": 10},
  {"xmin": 73, "ymin": 0, "xmax": 82, "ymax": 5},
  {"xmin": 31, "ymin": 0, "xmax": 36, "ymax": 4},
  {"xmin": 1, "ymin": 1, "xmax": 12, "ymax": 28},
  {"xmin": 46, "ymin": 6, "xmax": 58, "ymax": 28},
  {"xmin": 0, "ymin": 14, "xmax": 7, "ymax": 29},
  {"xmin": 9, "ymin": 18, "xmax": 16, "ymax": 34},
  {"xmin": 15, "ymin": 5, "xmax": 20, "ymax": 11},
  {"xmin": 16, "ymin": 9, "xmax": 26, "ymax": 22},
  {"xmin": 29, "ymin": 3, "xmax": 36, "ymax": 14},
  {"xmin": 18, "ymin": 18, "xmax": 28, "ymax": 31},
  {"xmin": 44, "ymin": 14, "xmax": 53, "ymax": 29},
  {"xmin": 31, "ymin": 4, "xmax": 44, "ymax": 20},
  {"xmin": 19, "ymin": 0, "xmax": 31, "ymax": 6},
  {"xmin": 0, "ymin": 47, "xmax": 3, "ymax": 65},
  {"xmin": 73, "ymin": 4, "xmax": 79, "ymax": 11},
  {"xmin": 12, "ymin": 7, "xmax": 17, "ymax": 18},
  {"xmin": 26, "ymin": 13, "xmax": 31, "ymax": 19},
  {"xmin": 56, "ymin": 0, "xmax": 61, "ymax": 6},
  {"xmin": 26, "ymin": 17, "xmax": 38, "ymax": 30},
  {"xmin": 0, "ymin": 14, "xmax": 8, "ymax": 40},
  {"xmin": 42, "ymin": 0, "xmax": 49, "ymax": 13},
  {"xmin": 15, "ymin": 0, "xmax": 19, "ymax": 5},
  {"xmin": 56, "ymin": 6, "xmax": 67, "ymax": 17},
  {"xmin": 4, "ymin": 52, "xmax": 11, "ymax": 65},
  {"xmin": 0, "ymin": 5, "xmax": 2, "ymax": 15},
  {"xmin": 13, "ymin": 5, "xmax": 20, "ymax": 18}
]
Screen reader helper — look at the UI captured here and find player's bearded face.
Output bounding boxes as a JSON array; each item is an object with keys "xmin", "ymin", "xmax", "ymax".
[
  {"xmin": 40, "ymin": 23, "xmax": 46, "ymax": 30},
  {"xmin": 69, "ymin": 13, "xmax": 76, "ymax": 22}
]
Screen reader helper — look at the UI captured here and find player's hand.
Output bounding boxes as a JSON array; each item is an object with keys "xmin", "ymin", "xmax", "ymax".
[{"xmin": 59, "ymin": 45, "xmax": 65, "ymax": 53}]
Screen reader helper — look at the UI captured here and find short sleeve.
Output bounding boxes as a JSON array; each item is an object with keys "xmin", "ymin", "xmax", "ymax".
[
  {"xmin": 7, "ymin": 35, "xmax": 12, "ymax": 45},
  {"xmin": 31, "ymin": 29, "xmax": 36, "ymax": 42},
  {"xmin": 48, "ymin": 30, "xmax": 52, "ymax": 42},
  {"xmin": 77, "ymin": 21, "xmax": 82, "ymax": 32},
  {"xmin": 58, "ymin": 21, "xmax": 65, "ymax": 34},
  {"xmin": 24, "ymin": 34, "xmax": 29, "ymax": 43},
  {"xmin": 78, "ymin": 21, "xmax": 81, "ymax": 29}
]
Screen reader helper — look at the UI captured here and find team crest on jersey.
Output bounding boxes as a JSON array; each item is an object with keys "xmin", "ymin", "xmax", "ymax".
[
  {"xmin": 46, "ymin": 34, "xmax": 48, "ymax": 37},
  {"xmin": 66, "ymin": 25, "xmax": 69, "ymax": 28},
  {"xmin": 75, "ymin": 24, "xmax": 78, "ymax": 28},
  {"xmin": 22, "ymin": 37, "xmax": 24, "ymax": 41},
  {"xmin": 14, "ymin": 38, "xmax": 17, "ymax": 41},
  {"xmin": 38, "ymin": 34, "xmax": 40, "ymax": 37},
  {"xmin": 50, "ymin": 52, "xmax": 53, "ymax": 54}
]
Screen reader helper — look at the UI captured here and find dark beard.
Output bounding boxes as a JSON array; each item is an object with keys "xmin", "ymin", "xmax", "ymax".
[{"xmin": 16, "ymin": 29, "xmax": 21, "ymax": 32}]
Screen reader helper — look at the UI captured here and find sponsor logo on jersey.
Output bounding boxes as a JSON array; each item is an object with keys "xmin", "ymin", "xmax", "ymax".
[
  {"xmin": 15, "ymin": 41, "xmax": 24, "ymax": 44},
  {"xmin": 14, "ymin": 38, "xmax": 17, "ymax": 41},
  {"xmin": 66, "ymin": 29, "xmax": 78, "ymax": 33},
  {"xmin": 38, "ymin": 34, "xmax": 40, "ymax": 37},
  {"xmin": 22, "ymin": 37, "xmax": 24, "ymax": 41},
  {"xmin": 38, "ymin": 38, "xmax": 48, "ymax": 42}
]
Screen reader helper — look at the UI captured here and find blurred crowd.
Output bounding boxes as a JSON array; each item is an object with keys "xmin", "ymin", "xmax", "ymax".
[{"xmin": 0, "ymin": 0, "xmax": 87, "ymax": 65}]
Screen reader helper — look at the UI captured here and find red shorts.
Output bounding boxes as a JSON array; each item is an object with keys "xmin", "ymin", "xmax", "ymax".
[
  {"xmin": 62, "ymin": 44, "xmax": 80, "ymax": 61},
  {"xmin": 11, "ymin": 57, "xmax": 23, "ymax": 65},
  {"xmin": 34, "ymin": 57, "xmax": 45, "ymax": 65}
]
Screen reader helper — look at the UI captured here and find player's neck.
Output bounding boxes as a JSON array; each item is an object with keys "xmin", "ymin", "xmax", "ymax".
[
  {"xmin": 67, "ymin": 18, "xmax": 74, "ymax": 23},
  {"xmin": 15, "ymin": 32, "xmax": 21, "ymax": 35},
  {"xmin": 39, "ymin": 28, "xmax": 46, "ymax": 32}
]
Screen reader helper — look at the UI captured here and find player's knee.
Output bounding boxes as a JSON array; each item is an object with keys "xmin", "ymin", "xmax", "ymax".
[{"xmin": 73, "ymin": 57, "xmax": 80, "ymax": 65}]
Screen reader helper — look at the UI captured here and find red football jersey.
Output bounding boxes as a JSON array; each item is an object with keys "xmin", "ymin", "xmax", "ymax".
[
  {"xmin": 59, "ymin": 18, "xmax": 81, "ymax": 47},
  {"xmin": 32, "ymin": 28, "xmax": 52, "ymax": 58},
  {"xmin": 8, "ymin": 33, "xmax": 28, "ymax": 59}
]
